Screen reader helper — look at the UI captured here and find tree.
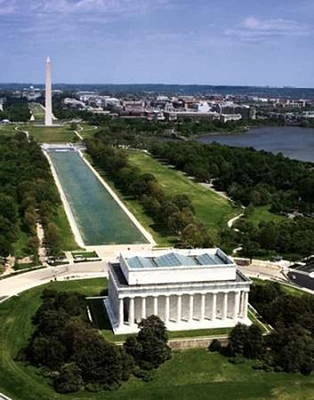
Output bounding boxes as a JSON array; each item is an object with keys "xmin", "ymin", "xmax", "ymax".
[
  {"xmin": 54, "ymin": 363, "xmax": 83, "ymax": 393},
  {"xmin": 44, "ymin": 222, "xmax": 61, "ymax": 256},
  {"xmin": 246, "ymin": 324, "xmax": 264, "ymax": 359},
  {"xmin": 228, "ymin": 323, "xmax": 249, "ymax": 357},
  {"xmin": 124, "ymin": 315, "xmax": 171, "ymax": 370}
]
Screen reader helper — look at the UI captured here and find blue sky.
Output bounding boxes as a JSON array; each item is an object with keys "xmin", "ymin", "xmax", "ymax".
[{"xmin": 1, "ymin": 0, "xmax": 314, "ymax": 86}]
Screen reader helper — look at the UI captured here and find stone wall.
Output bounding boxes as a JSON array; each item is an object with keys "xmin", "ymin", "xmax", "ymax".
[{"xmin": 168, "ymin": 336, "xmax": 228, "ymax": 350}]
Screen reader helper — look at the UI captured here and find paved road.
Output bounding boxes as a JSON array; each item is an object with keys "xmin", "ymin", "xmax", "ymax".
[
  {"xmin": 238, "ymin": 263, "xmax": 286, "ymax": 281},
  {"xmin": 0, "ymin": 261, "xmax": 108, "ymax": 298}
]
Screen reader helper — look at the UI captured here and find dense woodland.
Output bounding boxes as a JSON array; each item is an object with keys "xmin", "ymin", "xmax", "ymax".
[
  {"xmin": 0, "ymin": 134, "xmax": 63, "ymax": 262},
  {"xmin": 21, "ymin": 290, "xmax": 171, "ymax": 393},
  {"xmin": 148, "ymin": 140, "xmax": 314, "ymax": 259},
  {"xmin": 0, "ymin": 98, "xmax": 31, "ymax": 122},
  {"xmin": 86, "ymin": 136, "xmax": 217, "ymax": 248},
  {"xmin": 212, "ymin": 282, "xmax": 314, "ymax": 375}
]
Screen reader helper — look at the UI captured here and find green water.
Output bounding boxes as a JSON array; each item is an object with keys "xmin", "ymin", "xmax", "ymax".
[{"xmin": 49, "ymin": 151, "xmax": 148, "ymax": 245}]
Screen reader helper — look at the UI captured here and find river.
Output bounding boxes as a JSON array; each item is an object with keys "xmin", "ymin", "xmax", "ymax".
[
  {"xmin": 48, "ymin": 151, "xmax": 148, "ymax": 246},
  {"xmin": 197, "ymin": 127, "xmax": 314, "ymax": 163}
]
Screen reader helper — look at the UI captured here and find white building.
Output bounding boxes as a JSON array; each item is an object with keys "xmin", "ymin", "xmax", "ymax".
[{"xmin": 105, "ymin": 248, "xmax": 251, "ymax": 334}]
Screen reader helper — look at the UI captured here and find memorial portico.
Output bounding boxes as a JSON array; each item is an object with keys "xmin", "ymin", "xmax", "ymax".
[{"xmin": 105, "ymin": 249, "xmax": 251, "ymax": 334}]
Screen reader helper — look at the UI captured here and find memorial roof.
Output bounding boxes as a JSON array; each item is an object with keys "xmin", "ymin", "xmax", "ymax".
[{"xmin": 126, "ymin": 251, "xmax": 232, "ymax": 269}]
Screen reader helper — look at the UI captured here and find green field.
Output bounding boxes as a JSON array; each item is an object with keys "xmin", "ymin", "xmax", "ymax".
[
  {"xmin": 52, "ymin": 205, "xmax": 80, "ymax": 251},
  {"xmin": 1, "ymin": 279, "xmax": 314, "ymax": 400},
  {"xmin": 127, "ymin": 151, "xmax": 238, "ymax": 231},
  {"xmin": 79, "ymin": 123, "xmax": 99, "ymax": 138},
  {"xmin": 0, "ymin": 123, "xmax": 77, "ymax": 143},
  {"xmin": 23, "ymin": 124, "xmax": 77, "ymax": 143},
  {"xmin": 247, "ymin": 205, "xmax": 285, "ymax": 226},
  {"xmin": 252, "ymin": 278, "xmax": 305, "ymax": 297},
  {"xmin": 0, "ymin": 123, "xmax": 21, "ymax": 136}
]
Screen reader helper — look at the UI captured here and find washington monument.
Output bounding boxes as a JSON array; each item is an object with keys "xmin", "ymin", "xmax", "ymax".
[{"xmin": 45, "ymin": 57, "xmax": 53, "ymax": 126}]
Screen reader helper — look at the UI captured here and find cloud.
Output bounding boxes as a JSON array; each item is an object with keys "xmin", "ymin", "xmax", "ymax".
[
  {"xmin": 226, "ymin": 16, "xmax": 313, "ymax": 41},
  {"xmin": 30, "ymin": 0, "xmax": 176, "ymax": 15},
  {"xmin": 0, "ymin": 0, "xmax": 16, "ymax": 15}
]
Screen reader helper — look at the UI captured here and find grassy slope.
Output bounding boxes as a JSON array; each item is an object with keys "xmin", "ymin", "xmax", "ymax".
[
  {"xmin": 1, "ymin": 279, "xmax": 314, "ymax": 400},
  {"xmin": 247, "ymin": 205, "xmax": 285, "ymax": 226},
  {"xmin": 79, "ymin": 123, "xmax": 99, "ymax": 139},
  {"xmin": 127, "ymin": 151, "xmax": 238, "ymax": 231},
  {"xmin": 51, "ymin": 205, "xmax": 80, "ymax": 251},
  {"xmin": 252, "ymin": 278, "xmax": 305, "ymax": 297}
]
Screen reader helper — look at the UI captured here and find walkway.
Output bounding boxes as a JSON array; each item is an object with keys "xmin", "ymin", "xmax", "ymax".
[{"xmin": 0, "ymin": 261, "xmax": 107, "ymax": 299}]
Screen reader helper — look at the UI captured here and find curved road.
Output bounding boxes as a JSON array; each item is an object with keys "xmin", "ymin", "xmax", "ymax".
[{"xmin": 0, "ymin": 261, "xmax": 108, "ymax": 300}]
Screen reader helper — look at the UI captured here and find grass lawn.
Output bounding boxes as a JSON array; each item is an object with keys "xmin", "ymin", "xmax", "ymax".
[
  {"xmin": 0, "ymin": 123, "xmax": 21, "ymax": 136},
  {"xmin": 252, "ymin": 278, "xmax": 306, "ymax": 297},
  {"xmin": 127, "ymin": 151, "xmax": 239, "ymax": 233},
  {"xmin": 52, "ymin": 205, "xmax": 81, "ymax": 251},
  {"xmin": 13, "ymin": 224, "xmax": 32, "ymax": 260},
  {"xmin": 79, "ymin": 123, "xmax": 99, "ymax": 139},
  {"xmin": 72, "ymin": 251, "xmax": 98, "ymax": 258},
  {"xmin": 1, "ymin": 279, "xmax": 314, "ymax": 400},
  {"xmin": 247, "ymin": 205, "xmax": 285, "ymax": 226},
  {"xmin": 19, "ymin": 124, "xmax": 76, "ymax": 143}
]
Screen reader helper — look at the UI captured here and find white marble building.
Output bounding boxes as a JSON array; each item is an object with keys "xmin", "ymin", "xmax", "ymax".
[{"xmin": 105, "ymin": 248, "xmax": 251, "ymax": 334}]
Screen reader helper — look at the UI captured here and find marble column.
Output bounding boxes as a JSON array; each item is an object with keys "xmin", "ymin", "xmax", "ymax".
[
  {"xmin": 118, "ymin": 298, "xmax": 124, "ymax": 327},
  {"xmin": 211, "ymin": 293, "xmax": 217, "ymax": 321},
  {"xmin": 165, "ymin": 295, "xmax": 170, "ymax": 322},
  {"xmin": 200, "ymin": 293, "xmax": 206, "ymax": 321},
  {"xmin": 129, "ymin": 297, "xmax": 134, "ymax": 326},
  {"xmin": 222, "ymin": 292, "xmax": 228, "ymax": 320},
  {"xmin": 153, "ymin": 296, "xmax": 158, "ymax": 315},
  {"xmin": 243, "ymin": 292, "xmax": 248, "ymax": 318},
  {"xmin": 177, "ymin": 295, "xmax": 182, "ymax": 323},
  {"xmin": 189, "ymin": 294, "xmax": 194, "ymax": 322},
  {"xmin": 141, "ymin": 297, "xmax": 146, "ymax": 319},
  {"xmin": 233, "ymin": 291, "xmax": 240, "ymax": 319}
]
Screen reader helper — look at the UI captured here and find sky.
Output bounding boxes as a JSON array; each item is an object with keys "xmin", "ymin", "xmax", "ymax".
[{"xmin": 1, "ymin": 0, "xmax": 314, "ymax": 86}]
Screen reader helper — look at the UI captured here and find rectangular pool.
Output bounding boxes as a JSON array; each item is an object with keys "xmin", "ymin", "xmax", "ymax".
[{"xmin": 48, "ymin": 151, "xmax": 148, "ymax": 246}]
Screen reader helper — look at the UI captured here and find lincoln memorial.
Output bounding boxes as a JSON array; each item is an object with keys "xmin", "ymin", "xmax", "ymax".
[{"xmin": 104, "ymin": 248, "xmax": 251, "ymax": 334}]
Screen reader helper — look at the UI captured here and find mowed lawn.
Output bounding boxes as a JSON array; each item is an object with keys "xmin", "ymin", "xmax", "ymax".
[
  {"xmin": 128, "ymin": 151, "xmax": 238, "ymax": 231},
  {"xmin": 247, "ymin": 205, "xmax": 285, "ymax": 226},
  {"xmin": 1, "ymin": 279, "xmax": 314, "ymax": 400},
  {"xmin": 23, "ymin": 124, "xmax": 77, "ymax": 143}
]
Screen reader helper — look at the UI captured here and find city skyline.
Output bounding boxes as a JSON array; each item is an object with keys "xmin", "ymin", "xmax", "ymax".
[{"xmin": 1, "ymin": 0, "xmax": 314, "ymax": 86}]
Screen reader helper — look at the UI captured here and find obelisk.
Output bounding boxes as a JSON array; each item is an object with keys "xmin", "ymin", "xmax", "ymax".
[{"xmin": 45, "ymin": 57, "xmax": 53, "ymax": 126}]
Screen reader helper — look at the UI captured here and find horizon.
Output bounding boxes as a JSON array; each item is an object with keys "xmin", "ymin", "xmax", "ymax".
[{"xmin": 1, "ymin": 82, "xmax": 314, "ymax": 90}]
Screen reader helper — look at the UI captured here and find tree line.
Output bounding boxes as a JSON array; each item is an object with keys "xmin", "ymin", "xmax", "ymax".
[
  {"xmin": 86, "ymin": 136, "xmax": 217, "ymax": 248},
  {"xmin": 212, "ymin": 282, "xmax": 314, "ymax": 375},
  {"xmin": 0, "ymin": 97, "xmax": 31, "ymax": 122},
  {"xmin": 148, "ymin": 140, "xmax": 314, "ymax": 258},
  {"xmin": 0, "ymin": 134, "xmax": 64, "ymax": 261},
  {"xmin": 19, "ymin": 289, "xmax": 171, "ymax": 393}
]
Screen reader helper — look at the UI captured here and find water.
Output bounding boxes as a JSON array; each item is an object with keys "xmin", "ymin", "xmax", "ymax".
[
  {"xmin": 49, "ymin": 151, "xmax": 148, "ymax": 245},
  {"xmin": 198, "ymin": 127, "xmax": 314, "ymax": 163}
]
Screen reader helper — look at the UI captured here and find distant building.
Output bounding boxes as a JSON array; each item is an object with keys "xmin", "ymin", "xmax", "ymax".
[
  {"xmin": 302, "ymin": 111, "xmax": 314, "ymax": 119},
  {"xmin": 105, "ymin": 248, "xmax": 251, "ymax": 334}
]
